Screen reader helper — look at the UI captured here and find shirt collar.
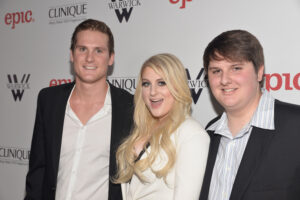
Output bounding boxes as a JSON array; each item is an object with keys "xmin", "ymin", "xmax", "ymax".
[
  {"xmin": 66, "ymin": 82, "xmax": 112, "ymax": 114},
  {"xmin": 104, "ymin": 83, "xmax": 112, "ymax": 106},
  {"xmin": 207, "ymin": 89, "xmax": 275, "ymax": 135},
  {"xmin": 250, "ymin": 89, "xmax": 274, "ymax": 130}
]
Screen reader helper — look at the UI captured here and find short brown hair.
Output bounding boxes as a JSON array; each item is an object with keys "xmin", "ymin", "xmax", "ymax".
[
  {"xmin": 203, "ymin": 30, "xmax": 264, "ymax": 73},
  {"xmin": 70, "ymin": 19, "xmax": 114, "ymax": 55}
]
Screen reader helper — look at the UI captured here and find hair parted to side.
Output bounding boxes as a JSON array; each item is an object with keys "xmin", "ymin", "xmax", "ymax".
[
  {"xmin": 114, "ymin": 53, "xmax": 192, "ymax": 183},
  {"xmin": 70, "ymin": 18, "xmax": 114, "ymax": 55},
  {"xmin": 203, "ymin": 30, "xmax": 265, "ymax": 87}
]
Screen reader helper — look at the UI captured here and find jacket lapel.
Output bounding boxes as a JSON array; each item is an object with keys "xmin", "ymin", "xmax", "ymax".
[
  {"xmin": 229, "ymin": 127, "xmax": 275, "ymax": 200},
  {"xmin": 109, "ymin": 84, "xmax": 125, "ymax": 178},
  {"xmin": 199, "ymin": 132, "xmax": 221, "ymax": 200},
  {"xmin": 108, "ymin": 83, "xmax": 133, "ymax": 200}
]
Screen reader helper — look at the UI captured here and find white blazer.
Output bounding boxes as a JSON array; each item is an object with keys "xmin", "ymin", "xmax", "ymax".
[{"xmin": 122, "ymin": 117, "xmax": 210, "ymax": 200}]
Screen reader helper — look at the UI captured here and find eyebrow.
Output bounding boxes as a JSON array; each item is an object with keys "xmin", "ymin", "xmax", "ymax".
[
  {"xmin": 141, "ymin": 78, "xmax": 164, "ymax": 81},
  {"xmin": 231, "ymin": 62, "xmax": 243, "ymax": 66},
  {"xmin": 75, "ymin": 45, "xmax": 85, "ymax": 48},
  {"xmin": 208, "ymin": 61, "xmax": 244, "ymax": 68},
  {"xmin": 208, "ymin": 66, "xmax": 219, "ymax": 70},
  {"xmin": 75, "ymin": 45, "xmax": 107, "ymax": 50}
]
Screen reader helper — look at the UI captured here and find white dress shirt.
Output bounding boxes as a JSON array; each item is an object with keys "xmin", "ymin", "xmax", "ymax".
[
  {"xmin": 207, "ymin": 90, "xmax": 275, "ymax": 200},
  {"xmin": 55, "ymin": 84, "xmax": 112, "ymax": 200},
  {"xmin": 122, "ymin": 117, "xmax": 210, "ymax": 200}
]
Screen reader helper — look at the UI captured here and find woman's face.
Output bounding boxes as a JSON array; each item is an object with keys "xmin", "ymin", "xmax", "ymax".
[{"xmin": 141, "ymin": 67, "xmax": 175, "ymax": 120}]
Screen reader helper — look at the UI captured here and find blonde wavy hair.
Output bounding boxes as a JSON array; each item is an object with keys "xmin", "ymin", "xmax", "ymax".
[{"xmin": 114, "ymin": 53, "xmax": 192, "ymax": 183}]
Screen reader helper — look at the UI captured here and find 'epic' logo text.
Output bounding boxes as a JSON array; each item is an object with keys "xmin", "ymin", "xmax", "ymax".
[
  {"xmin": 4, "ymin": 10, "xmax": 34, "ymax": 29},
  {"xmin": 265, "ymin": 73, "xmax": 300, "ymax": 91},
  {"xmin": 49, "ymin": 78, "xmax": 72, "ymax": 87},
  {"xmin": 170, "ymin": 0, "xmax": 192, "ymax": 9}
]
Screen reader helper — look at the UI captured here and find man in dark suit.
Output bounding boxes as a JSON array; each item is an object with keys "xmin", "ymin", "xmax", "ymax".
[
  {"xmin": 199, "ymin": 30, "xmax": 300, "ymax": 200},
  {"xmin": 25, "ymin": 19, "xmax": 133, "ymax": 200}
]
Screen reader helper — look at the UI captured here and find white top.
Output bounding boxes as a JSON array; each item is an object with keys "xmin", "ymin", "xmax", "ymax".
[
  {"xmin": 55, "ymin": 85, "xmax": 112, "ymax": 200},
  {"xmin": 122, "ymin": 117, "xmax": 210, "ymax": 200}
]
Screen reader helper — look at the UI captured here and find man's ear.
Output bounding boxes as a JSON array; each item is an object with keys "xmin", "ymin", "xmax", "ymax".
[
  {"xmin": 257, "ymin": 65, "xmax": 264, "ymax": 82},
  {"xmin": 70, "ymin": 50, "xmax": 74, "ymax": 63},
  {"xmin": 108, "ymin": 52, "xmax": 115, "ymax": 66}
]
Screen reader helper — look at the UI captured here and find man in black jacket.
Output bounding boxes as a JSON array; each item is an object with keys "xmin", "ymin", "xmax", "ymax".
[
  {"xmin": 200, "ymin": 30, "xmax": 300, "ymax": 200},
  {"xmin": 25, "ymin": 19, "xmax": 133, "ymax": 200}
]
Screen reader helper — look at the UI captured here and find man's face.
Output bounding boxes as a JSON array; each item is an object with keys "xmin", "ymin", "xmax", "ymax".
[
  {"xmin": 207, "ymin": 58, "xmax": 264, "ymax": 114},
  {"xmin": 70, "ymin": 30, "xmax": 114, "ymax": 85}
]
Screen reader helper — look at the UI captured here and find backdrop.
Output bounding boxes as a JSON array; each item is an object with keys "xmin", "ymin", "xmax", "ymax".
[{"xmin": 1, "ymin": 0, "xmax": 300, "ymax": 199}]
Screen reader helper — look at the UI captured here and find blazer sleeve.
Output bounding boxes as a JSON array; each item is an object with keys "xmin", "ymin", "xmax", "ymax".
[
  {"xmin": 173, "ymin": 118, "xmax": 210, "ymax": 200},
  {"xmin": 25, "ymin": 90, "xmax": 46, "ymax": 200}
]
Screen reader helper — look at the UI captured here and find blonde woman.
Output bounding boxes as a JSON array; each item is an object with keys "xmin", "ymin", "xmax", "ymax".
[{"xmin": 115, "ymin": 53, "xmax": 210, "ymax": 200}]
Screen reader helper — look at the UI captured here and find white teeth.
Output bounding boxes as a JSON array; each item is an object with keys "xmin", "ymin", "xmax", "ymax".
[
  {"xmin": 151, "ymin": 99, "xmax": 162, "ymax": 102},
  {"xmin": 84, "ymin": 66, "xmax": 97, "ymax": 70},
  {"xmin": 223, "ymin": 88, "xmax": 235, "ymax": 92}
]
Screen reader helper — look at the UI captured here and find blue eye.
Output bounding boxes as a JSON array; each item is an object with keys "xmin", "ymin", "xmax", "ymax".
[
  {"xmin": 142, "ymin": 81, "xmax": 150, "ymax": 87},
  {"xmin": 158, "ymin": 81, "xmax": 166, "ymax": 86}
]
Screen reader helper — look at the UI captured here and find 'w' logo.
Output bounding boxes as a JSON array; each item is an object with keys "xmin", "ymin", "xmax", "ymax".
[
  {"xmin": 110, "ymin": 0, "xmax": 135, "ymax": 23},
  {"xmin": 115, "ymin": 7, "xmax": 133, "ymax": 23},
  {"xmin": 185, "ymin": 68, "xmax": 206, "ymax": 104},
  {"xmin": 7, "ymin": 74, "xmax": 31, "ymax": 101}
]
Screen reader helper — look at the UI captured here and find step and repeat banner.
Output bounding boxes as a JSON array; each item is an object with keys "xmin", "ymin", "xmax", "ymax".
[{"xmin": 1, "ymin": 0, "xmax": 300, "ymax": 199}]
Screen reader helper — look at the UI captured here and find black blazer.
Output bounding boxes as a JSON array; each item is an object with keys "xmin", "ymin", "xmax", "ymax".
[
  {"xmin": 25, "ymin": 82, "xmax": 133, "ymax": 200},
  {"xmin": 200, "ymin": 100, "xmax": 300, "ymax": 200}
]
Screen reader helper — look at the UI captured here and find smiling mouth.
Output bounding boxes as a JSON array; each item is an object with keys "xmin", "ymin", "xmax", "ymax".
[
  {"xmin": 222, "ymin": 88, "xmax": 236, "ymax": 92},
  {"xmin": 150, "ymin": 99, "xmax": 163, "ymax": 108},
  {"xmin": 83, "ymin": 66, "xmax": 97, "ymax": 70}
]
